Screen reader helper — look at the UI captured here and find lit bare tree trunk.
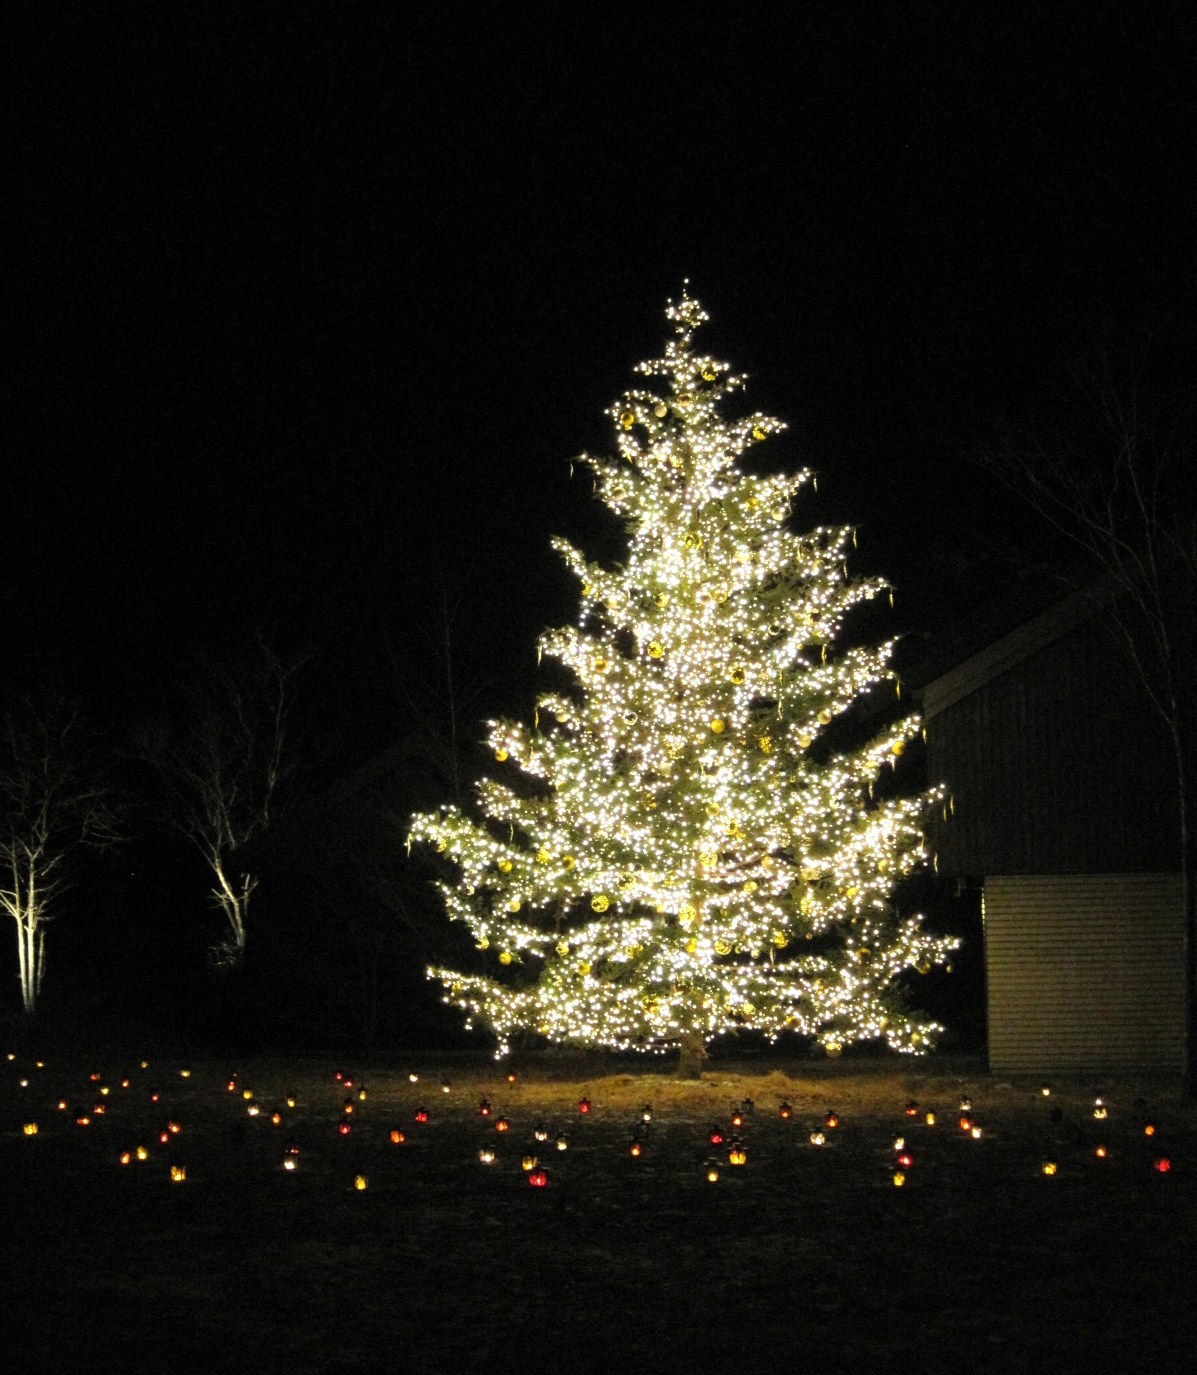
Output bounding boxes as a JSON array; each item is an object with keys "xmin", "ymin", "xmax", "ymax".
[
  {"xmin": 0, "ymin": 703, "xmax": 117, "ymax": 1016},
  {"xmin": 141, "ymin": 641, "xmax": 301, "ymax": 971}
]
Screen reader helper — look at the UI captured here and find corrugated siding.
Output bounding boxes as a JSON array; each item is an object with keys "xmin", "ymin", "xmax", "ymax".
[
  {"xmin": 925, "ymin": 612, "xmax": 1178, "ymax": 876},
  {"xmin": 985, "ymin": 873, "xmax": 1185, "ymax": 1073}
]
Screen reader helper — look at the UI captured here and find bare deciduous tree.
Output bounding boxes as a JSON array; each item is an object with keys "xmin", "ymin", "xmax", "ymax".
[
  {"xmin": 0, "ymin": 702, "xmax": 119, "ymax": 1015},
  {"xmin": 142, "ymin": 642, "xmax": 302, "ymax": 970},
  {"xmin": 982, "ymin": 353, "xmax": 1197, "ymax": 1092}
]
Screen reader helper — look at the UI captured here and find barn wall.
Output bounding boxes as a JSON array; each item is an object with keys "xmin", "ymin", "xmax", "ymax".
[
  {"xmin": 925, "ymin": 611, "xmax": 1178, "ymax": 875},
  {"xmin": 984, "ymin": 873, "xmax": 1185, "ymax": 1073}
]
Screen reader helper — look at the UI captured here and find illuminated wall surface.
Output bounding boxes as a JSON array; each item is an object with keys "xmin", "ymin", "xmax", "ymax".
[{"xmin": 410, "ymin": 294, "xmax": 957, "ymax": 1058}]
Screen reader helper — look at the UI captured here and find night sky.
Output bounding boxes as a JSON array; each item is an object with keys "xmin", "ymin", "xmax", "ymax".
[
  {"xmin": 5, "ymin": 6, "xmax": 1193, "ymax": 997},
  {"xmin": 9, "ymin": 9, "xmax": 1193, "ymax": 738}
]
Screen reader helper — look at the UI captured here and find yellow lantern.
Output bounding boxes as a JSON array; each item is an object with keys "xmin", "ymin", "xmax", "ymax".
[
  {"xmin": 22, "ymin": 1122, "xmax": 38, "ymax": 1136},
  {"xmin": 170, "ymin": 1165, "xmax": 186, "ymax": 1183},
  {"xmin": 354, "ymin": 1174, "xmax": 368, "ymax": 1191}
]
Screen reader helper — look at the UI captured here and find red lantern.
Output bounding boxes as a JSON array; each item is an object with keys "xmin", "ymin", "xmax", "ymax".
[
  {"xmin": 904, "ymin": 1100, "xmax": 919, "ymax": 1117},
  {"xmin": 414, "ymin": 1107, "xmax": 429, "ymax": 1124},
  {"xmin": 708, "ymin": 1125, "xmax": 724, "ymax": 1146},
  {"xmin": 1153, "ymin": 1157, "xmax": 1172, "ymax": 1174},
  {"xmin": 478, "ymin": 1098, "xmax": 491, "ymax": 1116},
  {"xmin": 779, "ymin": 1101, "xmax": 792, "ymax": 1120},
  {"xmin": 528, "ymin": 1168, "xmax": 548, "ymax": 1188},
  {"xmin": 337, "ymin": 1120, "xmax": 352, "ymax": 1137},
  {"xmin": 495, "ymin": 1116, "xmax": 510, "ymax": 1133},
  {"xmin": 578, "ymin": 1097, "xmax": 591, "ymax": 1115}
]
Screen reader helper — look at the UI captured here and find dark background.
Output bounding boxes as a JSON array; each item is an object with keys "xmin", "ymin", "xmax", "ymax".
[{"xmin": 4, "ymin": 6, "xmax": 1193, "ymax": 1048}]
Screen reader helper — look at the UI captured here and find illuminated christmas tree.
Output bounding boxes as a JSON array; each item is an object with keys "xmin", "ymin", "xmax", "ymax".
[{"xmin": 409, "ymin": 291, "xmax": 957, "ymax": 1076}]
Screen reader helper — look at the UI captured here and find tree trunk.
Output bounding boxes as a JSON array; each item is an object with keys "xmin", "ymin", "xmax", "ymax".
[
  {"xmin": 1178, "ymin": 738, "xmax": 1197, "ymax": 1101},
  {"xmin": 675, "ymin": 1031, "xmax": 707, "ymax": 1080}
]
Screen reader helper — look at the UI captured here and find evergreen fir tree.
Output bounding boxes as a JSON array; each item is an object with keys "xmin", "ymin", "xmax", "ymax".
[{"xmin": 409, "ymin": 291, "xmax": 956, "ymax": 1076}]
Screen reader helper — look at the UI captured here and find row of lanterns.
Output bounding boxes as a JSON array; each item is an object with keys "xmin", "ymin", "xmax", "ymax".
[{"xmin": 5, "ymin": 1055, "xmax": 1178, "ymax": 1187}]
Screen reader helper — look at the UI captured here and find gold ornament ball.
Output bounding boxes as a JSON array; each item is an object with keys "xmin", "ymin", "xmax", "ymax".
[
  {"xmin": 709, "ymin": 718, "xmax": 725, "ymax": 734},
  {"xmin": 620, "ymin": 409, "xmax": 635, "ymax": 430},
  {"xmin": 499, "ymin": 951, "xmax": 513, "ymax": 966},
  {"xmin": 591, "ymin": 894, "xmax": 610, "ymax": 913}
]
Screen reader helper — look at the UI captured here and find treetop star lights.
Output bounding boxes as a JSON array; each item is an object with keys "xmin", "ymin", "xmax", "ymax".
[{"xmin": 409, "ymin": 289, "xmax": 957, "ymax": 1074}]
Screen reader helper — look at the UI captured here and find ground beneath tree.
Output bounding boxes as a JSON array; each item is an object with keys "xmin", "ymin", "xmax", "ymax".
[{"xmin": 2, "ymin": 1047, "xmax": 1193, "ymax": 1373}]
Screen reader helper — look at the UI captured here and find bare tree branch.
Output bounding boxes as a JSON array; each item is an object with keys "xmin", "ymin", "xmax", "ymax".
[
  {"xmin": 978, "ymin": 349, "xmax": 1197, "ymax": 1094},
  {"xmin": 0, "ymin": 700, "xmax": 120, "ymax": 1014},
  {"xmin": 140, "ymin": 641, "xmax": 304, "ymax": 968}
]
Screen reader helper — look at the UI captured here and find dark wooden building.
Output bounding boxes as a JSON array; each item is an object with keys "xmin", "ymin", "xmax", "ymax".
[{"xmin": 919, "ymin": 586, "xmax": 1185, "ymax": 1073}]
